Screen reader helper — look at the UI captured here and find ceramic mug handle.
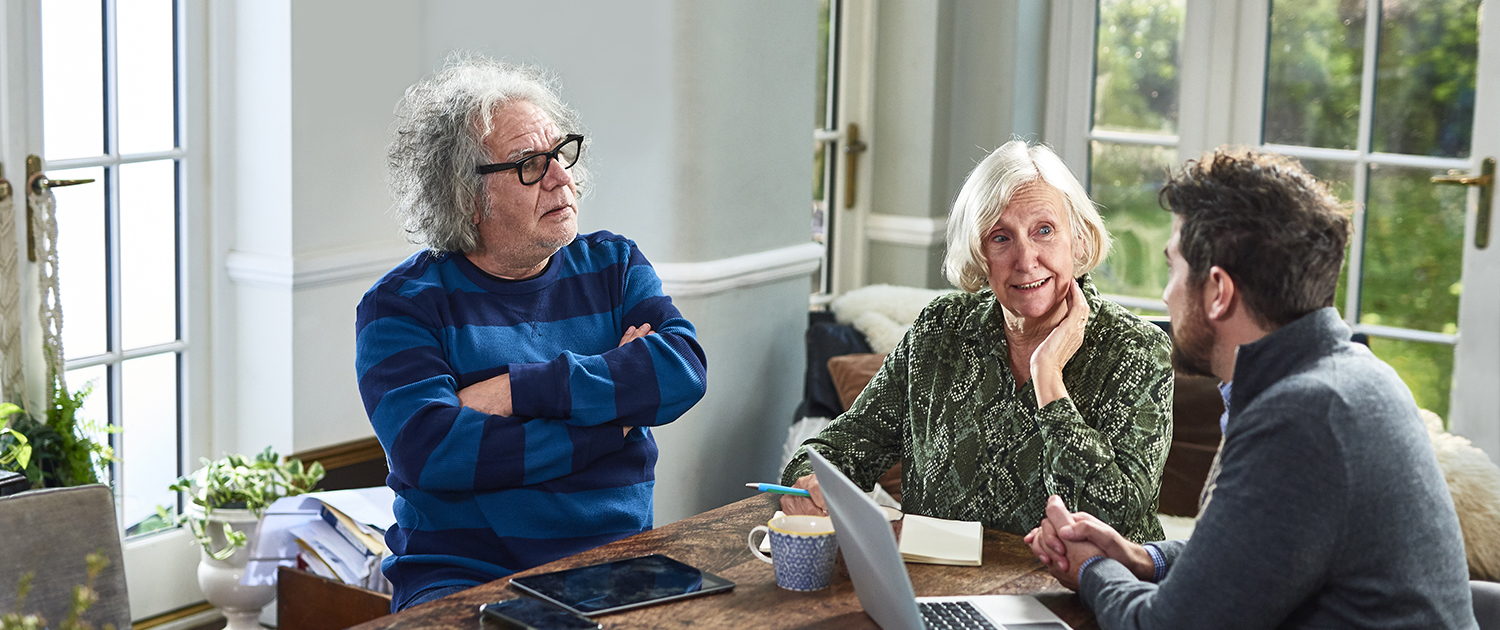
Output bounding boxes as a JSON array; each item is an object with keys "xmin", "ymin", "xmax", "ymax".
[{"xmin": 748, "ymin": 526, "xmax": 774, "ymax": 564}]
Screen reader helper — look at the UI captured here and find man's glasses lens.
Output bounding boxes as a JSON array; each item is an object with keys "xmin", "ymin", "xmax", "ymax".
[{"xmin": 518, "ymin": 136, "xmax": 583, "ymax": 184}]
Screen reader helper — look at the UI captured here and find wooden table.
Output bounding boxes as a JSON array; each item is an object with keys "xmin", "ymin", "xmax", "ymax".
[{"xmin": 350, "ymin": 495, "xmax": 1098, "ymax": 630}]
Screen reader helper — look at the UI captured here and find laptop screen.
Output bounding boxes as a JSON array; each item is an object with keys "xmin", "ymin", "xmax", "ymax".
[{"xmin": 807, "ymin": 449, "xmax": 927, "ymax": 630}]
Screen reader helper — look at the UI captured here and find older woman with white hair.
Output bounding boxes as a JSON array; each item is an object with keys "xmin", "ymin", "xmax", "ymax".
[{"xmin": 782, "ymin": 140, "xmax": 1172, "ymax": 543}]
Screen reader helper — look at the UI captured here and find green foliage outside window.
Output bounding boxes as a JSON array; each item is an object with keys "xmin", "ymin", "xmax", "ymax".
[
  {"xmin": 1089, "ymin": 0, "xmax": 1479, "ymax": 420},
  {"xmin": 1093, "ymin": 0, "xmax": 1182, "ymax": 134}
]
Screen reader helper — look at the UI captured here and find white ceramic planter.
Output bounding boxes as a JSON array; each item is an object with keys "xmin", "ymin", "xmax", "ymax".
[{"xmin": 192, "ymin": 506, "xmax": 275, "ymax": 630}]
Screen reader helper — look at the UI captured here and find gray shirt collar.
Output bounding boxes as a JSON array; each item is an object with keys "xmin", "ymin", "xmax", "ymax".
[{"xmin": 1228, "ymin": 307, "xmax": 1351, "ymax": 416}]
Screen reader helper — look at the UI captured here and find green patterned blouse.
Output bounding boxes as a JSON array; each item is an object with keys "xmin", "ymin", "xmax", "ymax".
[{"xmin": 783, "ymin": 275, "xmax": 1172, "ymax": 543}]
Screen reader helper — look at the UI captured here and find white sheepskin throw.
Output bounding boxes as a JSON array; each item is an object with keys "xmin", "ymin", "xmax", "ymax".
[
  {"xmin": 1422, "ymin": 409, "xmax": 1500, "ymax": 581},
  {"xmin": 830, "ymin": 284, "xmax": 957, "ymax": 354}
]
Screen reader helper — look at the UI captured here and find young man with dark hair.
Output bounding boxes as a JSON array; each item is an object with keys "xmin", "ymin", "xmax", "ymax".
[{"xmin": 1024, "ymin": 148, "xmax": 1476, "ymax": 629}]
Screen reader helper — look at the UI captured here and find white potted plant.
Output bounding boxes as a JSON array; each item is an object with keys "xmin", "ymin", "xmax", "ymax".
[{"xmin": 164, "ymin": 448, "xmax": 323, "ymax": 630}]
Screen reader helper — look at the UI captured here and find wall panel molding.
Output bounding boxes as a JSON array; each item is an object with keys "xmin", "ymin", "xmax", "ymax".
[
  {"xmin": 655, "ymin": 242, "xmax": 824, "ymax": 297},
  {"xmin": 225, "ymin": 244, "xmax": 420, "ymax": 290},
  {"xmin": 865, "ymin": 213, "xmax": 947, "ymax": 246},
  {"xmin": 226, "ymin": 241, "xmax": 823, "ymax": 297}
]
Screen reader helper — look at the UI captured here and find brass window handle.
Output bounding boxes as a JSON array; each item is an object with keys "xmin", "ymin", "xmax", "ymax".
[
  {"xmin": 27, "ymin": 174, "xmax": 95, "ymax": 195},
  {"xmin": 843, "ymin": 123, "xmax": 867, "ymax": 209},
  {"xmin": 0, "ymin": 163, "xmax": 10, "ymax": 202},
  {"xmin": 23, "ymin": 155, "xmax": 97, "ymax": 262},
  {"xmin": 23, "ymin": 155, "xmax": 95, "ymax": 195},
  {"xmin": 1431, "ymin": 156, "xmax": 1494, "ymax": 249}
]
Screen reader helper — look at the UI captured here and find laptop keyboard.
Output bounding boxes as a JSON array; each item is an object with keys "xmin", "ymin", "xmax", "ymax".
[{"xmin": 918, "ymin": 601, "xmax": 998, "ymax": 630}]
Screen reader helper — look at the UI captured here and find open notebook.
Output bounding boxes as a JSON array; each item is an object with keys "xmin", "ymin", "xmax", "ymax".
[{"xmin": 899, "ymin": 514, "xmax": 983, "ymax": 566}]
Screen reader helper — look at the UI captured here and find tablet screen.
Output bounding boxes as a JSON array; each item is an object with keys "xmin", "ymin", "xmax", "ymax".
[{"xmin": 508, "ymin": 554, "xmax": 735, "ymax": 616}]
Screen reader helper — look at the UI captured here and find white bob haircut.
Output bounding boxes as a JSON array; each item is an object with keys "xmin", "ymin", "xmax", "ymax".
[{"xmin": 942, "ymin": 140, "xmax": 1111, "ymax": 293}]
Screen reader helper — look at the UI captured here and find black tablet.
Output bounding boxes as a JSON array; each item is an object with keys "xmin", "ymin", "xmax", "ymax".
[{"xmin": 508, "ymin": 554, "xmax": 735, "ymax": 616}]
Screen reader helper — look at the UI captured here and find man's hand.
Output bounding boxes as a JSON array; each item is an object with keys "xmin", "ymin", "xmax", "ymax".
[
  {"xmin": 779, "ymin": 474, "xmax": 828, "ymax": 516},
  {"xmin": 1024, "ymin": 495, "xmax": 1106, "ymax": 591},
  {"xmin": 1025, "ymin": 495, "xmax": 1157, "ymax": 590},
  {"xmin": 619, "ymin": 323, "xmax": 654, "ymax": 346},
  {"xmin": 1056, "ymin": 509, "xmax": 1157, "ymax": 581},
  {"xmin": 458, "ymin": 373, "xmax": 513, "ymax": 416}
]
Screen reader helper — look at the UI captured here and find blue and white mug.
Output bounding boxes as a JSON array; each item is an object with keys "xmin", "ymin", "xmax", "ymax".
[{"xmin": 748, "ymin": 515, "xmax": 839, "ymax": 591}]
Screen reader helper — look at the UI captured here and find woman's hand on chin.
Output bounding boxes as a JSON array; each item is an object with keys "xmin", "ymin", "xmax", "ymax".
[{"xmin": 1030, "ymin": 278, "xmax": 1089, "ymax": 406}]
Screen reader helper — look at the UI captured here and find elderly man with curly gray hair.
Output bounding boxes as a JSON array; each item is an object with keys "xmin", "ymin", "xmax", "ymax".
[{"xmin": 355, "ymin": 55, "xmax": 708, "ymax": 611}]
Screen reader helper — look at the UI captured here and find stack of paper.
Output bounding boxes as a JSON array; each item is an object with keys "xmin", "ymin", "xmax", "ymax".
[
  {"xmin": 246, "ymin": 486, "xmax": 396, "ymax": 594},
  {"xmin": 897, "ymin": 514, "xmax": 983, "ymax": 566}
]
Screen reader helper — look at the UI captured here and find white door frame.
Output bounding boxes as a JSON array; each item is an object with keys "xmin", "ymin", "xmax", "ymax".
[
  {"xmin": 1450, "ymin": 0, "xmax": 1500, "ymax": 460},
  {"xmin": 828, "ymin": 0, "xmax": 878, "ymax": 297}
]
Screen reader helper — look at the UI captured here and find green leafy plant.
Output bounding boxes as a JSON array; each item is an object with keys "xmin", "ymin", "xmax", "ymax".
[
  {"xmin": 0, "ymin": 381, "xmax": 114, "ymax": 489},
  {"xmin": 162, "ymin": 447, "xmax": 324, "ymax": 561},
  {"xmin": 1, "ymin": 551, "xmax": 116, "ymax": 630}
]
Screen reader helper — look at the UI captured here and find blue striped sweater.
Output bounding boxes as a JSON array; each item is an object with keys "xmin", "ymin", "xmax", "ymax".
[{"xmin": 354, "ymin": 231, "xmax": 708, "ymax": 608}]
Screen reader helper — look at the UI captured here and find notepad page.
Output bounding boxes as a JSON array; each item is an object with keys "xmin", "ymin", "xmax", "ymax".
[{"xmin": 898, "ymin": 514, "xmax": 983, "ymax": 566}]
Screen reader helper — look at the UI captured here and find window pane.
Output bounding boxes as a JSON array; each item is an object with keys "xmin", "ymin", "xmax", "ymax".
[
  {"xmin": 120, "ymin": 352, "xmax": 178, "ymax": 532},
  {"xmin": 1295, "ymin": 158, "xmax": 1356, "ymax": 203},
  {"xmin": 54, "ymin": 166, "xmax": 108, "ymax": 360},
  {"xmin": 1093, "ymin": 0, "xmax": 1185, "ymax": 135},
  {"xmin": 1293, "ymin": 158, "xmax": 1357, "ymax": 316},
  {"xmin": 1263, "ymin": 0, "xmax": 1365, "ymax": 150},
  {"xmin": 120, "ymin": 160, "xmax": 178, "ymax": 348},
  {"xmin": 1371, "ymin": 0, "xmax": 1480, "ymax": 158},
  {"xmin": 1368, "ymin": 337, "xmax": 1452, "ymax": 421},
  {"xmin": 42, "ymin": 0, "xmax": 105, "ymax": 160},
  {"xmin": 1359, "ymin": 164, "xmax": 1464, "ymax": 333},
  {"xmin": 1089, "ymin": 141, "xmax": 1177, "ymax": 300},
  {"xmin": 815, "ymin": 0, "xmax": 832, "ymax": 128},
  {"xmin": 64, "ymin": 364, "xmax": 109, "ymax": 482},
  {"xmin": 117, "ymin": 0, "xmax": 177, "ymax": 154}
]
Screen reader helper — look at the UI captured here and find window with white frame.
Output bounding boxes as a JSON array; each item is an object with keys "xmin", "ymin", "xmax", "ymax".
[
  {"xmin": 1074, "ymin": 0, "xmax": 1488, "ymax": 424},
  {"xmin": 1086, "ymin": 0, "xmax": 1185, "ymax": 308},
  {"xmin": 42, "ymin": 0, "xmax": 188, "ymax": 537}
]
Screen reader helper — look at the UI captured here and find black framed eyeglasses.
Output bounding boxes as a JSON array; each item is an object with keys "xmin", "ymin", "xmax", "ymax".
[{"xmin": 475, "ymin": 134, "xmax": 584, "ymax": 185}]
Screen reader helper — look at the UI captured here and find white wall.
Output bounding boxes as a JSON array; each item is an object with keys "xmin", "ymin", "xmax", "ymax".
[
  {"xmin": 862, "ymin": 0, "xmax": 1049, "ymax": 289},
  {"xmin": 216, "ymin": 0, "xmax": 816, "ymax": 524}
]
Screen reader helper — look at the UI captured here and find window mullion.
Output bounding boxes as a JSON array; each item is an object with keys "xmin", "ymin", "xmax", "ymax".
[
  {"xmin": 1343, "ymin": 0, "xmax": 1382, "ymax": 327},
  {"xmin": 99, "ymin": 0, "xmax": 126, "ymax": 523}
]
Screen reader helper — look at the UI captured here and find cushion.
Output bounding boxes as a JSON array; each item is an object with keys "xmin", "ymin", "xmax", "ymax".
[
  {"xmin": 828, "ymin": 353, "xmax": 886, "ymax": 411},
  {"xmin": 797, "ymin": 317, "xmax": 873, "ymax": 421},
  {"xmin": 1424, "ymin": 410, "xmax": 1500, "ymax": 581},
  {"xmin": 1157, "ymin": 375, "xmax": 1225, "ymax": 517}
]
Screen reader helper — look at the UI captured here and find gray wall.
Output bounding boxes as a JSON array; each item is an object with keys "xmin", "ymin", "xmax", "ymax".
[{"xmin": 863, "ymin": 0, "xmax": 1050, "ymax": 289}]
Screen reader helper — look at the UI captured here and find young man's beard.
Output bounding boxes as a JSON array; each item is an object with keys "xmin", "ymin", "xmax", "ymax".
[{"xmin": 1171, "ymin": 291, "xmax": 1217, "ymax": 379}]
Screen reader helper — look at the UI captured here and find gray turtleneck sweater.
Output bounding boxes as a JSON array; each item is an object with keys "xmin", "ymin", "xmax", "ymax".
[{"xmin": 1079, "ymin": 307, "xmax": 1476, "ymax": 629}]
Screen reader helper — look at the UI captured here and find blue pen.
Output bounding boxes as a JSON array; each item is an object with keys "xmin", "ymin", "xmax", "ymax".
[{"xmin": 745, "ymin": 482, "xmax": 812, "ymax": 498}]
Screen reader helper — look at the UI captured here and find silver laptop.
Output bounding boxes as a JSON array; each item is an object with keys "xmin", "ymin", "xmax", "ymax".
[{"xmin": 807, "ymin": 449, "xmax": 1073, "ymax": 630}]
